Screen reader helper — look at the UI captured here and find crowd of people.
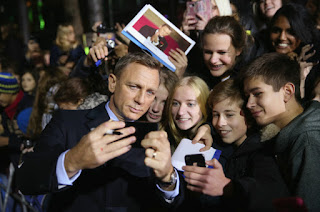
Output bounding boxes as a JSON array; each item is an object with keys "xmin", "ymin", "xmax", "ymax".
[{"xmin": 0, "ymin": 0, "xmax": 320, "ymax": 211}]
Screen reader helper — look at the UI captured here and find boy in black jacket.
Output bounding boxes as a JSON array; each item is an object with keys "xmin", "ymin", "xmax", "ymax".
[{"xmin": 182, "ymin": 79, "xmax": 289, "ymax": 211}]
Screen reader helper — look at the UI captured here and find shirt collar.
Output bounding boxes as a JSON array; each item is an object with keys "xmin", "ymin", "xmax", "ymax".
[
  {"xmin": 105, "ymin": 101, "xmax": 119, "ymax": 121},
  {"xmin": 105, "ymin": 101, "xmax": 134, "ymax": 122}
]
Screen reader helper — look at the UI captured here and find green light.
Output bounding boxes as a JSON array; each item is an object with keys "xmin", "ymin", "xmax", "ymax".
[
  {"xmin": 40, "ymin": 18, "xmax": 45, "ymax": 30},
  {"xmin": 28, "ymin": 9, "xmax": 33, "ymax": 22},
  {"xmin": 37, "ymin": 0, "xmax": 43, "ymax": 7},
  {"xmin": 84, "ymin": 47, "xmax": 90, "ymax": 55}
]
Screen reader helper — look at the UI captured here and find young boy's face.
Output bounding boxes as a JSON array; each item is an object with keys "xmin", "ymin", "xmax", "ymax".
[
  {"xmin": 211, "ymin": 98, "xmax": 247, "ymax": 147},
  {"xmin": 244, "ymin": 76, "xmax": 286, "ymax": 127},
  {"xmin": 0, "ymin": 93, "xmax": 15, "ymax": 107}
]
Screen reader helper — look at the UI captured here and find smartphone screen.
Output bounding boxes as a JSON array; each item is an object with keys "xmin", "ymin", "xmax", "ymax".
[
  {"xmin": 185, "ymin": 154, "xmax": 206, "ymax": 167},
  {"xmin": 125, "ymin": 121, "xmax": 159, "ymax": 147},
  {"xmin": 186, "ymin": 1, "xmax": 197, "ymax": 18}
]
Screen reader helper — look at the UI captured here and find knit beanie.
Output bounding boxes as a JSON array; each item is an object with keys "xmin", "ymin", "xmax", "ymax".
[{"xmin": 0, "ymin": 73, "xmax": 19, "ymax": 94}]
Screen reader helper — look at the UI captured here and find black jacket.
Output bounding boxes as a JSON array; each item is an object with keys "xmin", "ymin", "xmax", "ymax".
[
  {"xmin": 16, "ymin": 102, "xmax": 183, "ymax": 212},
  {"xmin": 223, "ymin": 133, "xmax": 290, "ymax": 211}
]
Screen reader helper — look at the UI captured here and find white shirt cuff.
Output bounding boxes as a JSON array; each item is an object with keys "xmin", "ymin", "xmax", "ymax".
[
  {"xmin": 56, "ymin": 150, "xmax": 82, "ymax": 189},
  {"xmin": 156, "ymin": 169, "xmax": 180, "ymax": 202}
]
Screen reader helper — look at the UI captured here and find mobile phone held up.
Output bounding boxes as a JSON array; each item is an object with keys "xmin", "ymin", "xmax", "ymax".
[
  {"xmin": 125, "ymin": 121, "xmax": 159, "ymax": 148},
  {"xmin": 185, "ymin": 154, "xmax": 206, "ymax": 167},
  {"xmin": 186, "ymin": 0, "xmax": 212, "ymax": 21}
]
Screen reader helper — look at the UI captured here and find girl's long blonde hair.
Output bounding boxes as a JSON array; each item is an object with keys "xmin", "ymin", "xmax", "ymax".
[{"xmin": 165, "ymin": 76, "xmax": 210, "ymax": 147}]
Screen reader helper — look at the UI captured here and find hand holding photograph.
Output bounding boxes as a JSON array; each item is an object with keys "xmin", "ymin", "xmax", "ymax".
[{"xmin": 122, "ymin": 4, "xmax": 195, "ymax": 71}]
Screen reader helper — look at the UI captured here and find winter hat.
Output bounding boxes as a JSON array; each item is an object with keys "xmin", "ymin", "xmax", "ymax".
[{"xmin": 0, "ymin": 73, "xmax": 19, "ymax": 94}]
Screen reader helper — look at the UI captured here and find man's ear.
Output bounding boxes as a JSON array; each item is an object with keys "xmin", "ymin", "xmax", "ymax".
[
  {"xmin": 108, "ymin": 74, "xmax": 117, "ymax": 93},
  {"xmin": 283, "ymin": 82, "xmax": 295, "ymax": 103}
]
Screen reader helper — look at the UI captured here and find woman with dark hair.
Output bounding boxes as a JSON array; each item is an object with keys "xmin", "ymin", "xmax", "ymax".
[
  {"xmin": 21, "ymin": 68, "xmax": 40, "ymax": 96},
  {"xmin": 269, "ymin": 3, "xmax": 318, "ymax": 54},
  {"xmin": 267, "ymin": 3, "xmax": 320, "ymax": 101}
]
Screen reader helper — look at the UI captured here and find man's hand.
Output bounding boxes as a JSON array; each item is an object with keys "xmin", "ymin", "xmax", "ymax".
[
  {"xmin": 84, "ymin": 37, "xmax": 109, "ymax": 67},
  {"xmin": 192, "ymin": 124, "xmax": 213, "ymax": 152},
  {"xmin": 141, "ymin": 131, "xmax": 175, "ymax": 188},
  {"xmin": 183, "ymin": 159, "xmax": 232, "ymax": 196},
  {"xmin": 64, "ymin": 121, "xmax": 136, "ymax": 178}
]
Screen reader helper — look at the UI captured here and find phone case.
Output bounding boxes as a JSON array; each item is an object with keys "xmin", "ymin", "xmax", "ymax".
[{"xmin": 185, "ymin": 154, "xmax": 206, "ymax": 167}]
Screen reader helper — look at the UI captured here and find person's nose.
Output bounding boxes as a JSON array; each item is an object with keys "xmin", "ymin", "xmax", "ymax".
[
  {"xmin": 134, "ymin": 91, "xmax": 145, "ymax": 105},
  {"xmin": 265, "ymin": 0, "xmax": 271, "ymax": 5},
  {"xmin": 151, "ymin": 101, "xmax": 160, "ymax": 113},
  {"xmin": 217, "ymin": 115, "xmax": 227, "ymax": 127},
  {"xmin": 279, "ymin": 30, "xmax": 287, "ymax": 41},
  {"xmin": 177, "ymin": 104, "xmax": 187, "ymax": 115},
  {"xmin": 210, "ymin": 52, "xmax": 219, "ymax": 64},
  {"xmin": 246, "ymin": 95, "xmax": 256, "ymax": 109}
]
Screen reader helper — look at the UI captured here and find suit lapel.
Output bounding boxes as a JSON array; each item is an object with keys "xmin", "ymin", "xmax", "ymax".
[{"xmin": 85, "ymin": 102, "xmax": 110, "ymax": 130}]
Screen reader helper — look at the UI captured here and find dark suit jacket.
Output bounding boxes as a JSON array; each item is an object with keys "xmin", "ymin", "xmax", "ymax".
[
  {"xmin": 17, "ymin": 102, "xmax": 183, "ymax": 212},
  {"xmin": 139, "ymin": 25, "xmax": 168, "ymax": 51}
]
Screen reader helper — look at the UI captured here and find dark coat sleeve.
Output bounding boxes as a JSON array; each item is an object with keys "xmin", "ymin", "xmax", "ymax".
[{"xmin": 16, "ymin": 110, "xmax": 78, "ymax": 194}]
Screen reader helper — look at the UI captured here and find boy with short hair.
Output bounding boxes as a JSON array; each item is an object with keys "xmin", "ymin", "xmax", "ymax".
[
  {"xmin": 241, "ymin": 52, "xmax": 320, "ymax": 211},
  {"xmin": 182, "ymin": 79, "xmax": 289, "ymax": 211}
]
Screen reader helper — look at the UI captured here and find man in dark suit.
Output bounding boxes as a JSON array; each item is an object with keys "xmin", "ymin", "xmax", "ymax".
[
  {"xmin": 139, "ymin": 24, "xmax": 172, "ymax": 51},
  {"xmin": 16, "ymin": 44, "xmax": 183, "ymax": 211}
]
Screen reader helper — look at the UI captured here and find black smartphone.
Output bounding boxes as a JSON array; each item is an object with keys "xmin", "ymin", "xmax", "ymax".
[
  {"xmin": 185, "ymin": 154, "xmax": 206, "ymax": 167},
  {"xmin": 125, "ymin": 121, "xmax": 159, "ymax": 147}
]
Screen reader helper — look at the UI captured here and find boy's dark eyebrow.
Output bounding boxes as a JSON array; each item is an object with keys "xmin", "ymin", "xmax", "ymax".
[
  {"xmin": 246, "ymin": 87, "xmax": 260, "ymax": 93},
  {"xmin": 213, "ymin": 109, "xmax": 237, "ymax": 113}
]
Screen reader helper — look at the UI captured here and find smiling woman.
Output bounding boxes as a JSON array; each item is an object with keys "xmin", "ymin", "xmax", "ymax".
[
  {"xmin": 269, "ymin": 3, "xmax": 318, "ymax": 55},
  {"xmin": 199, "ymin": 16, "xmax": 247, "ymax": 89},
  {"xmin": 267, "ymin": 3, "xmax": 320, "ymax": 101},
  {"xmin": 164, "ymin": 76, "xmax": 209, "ymax": 149}
]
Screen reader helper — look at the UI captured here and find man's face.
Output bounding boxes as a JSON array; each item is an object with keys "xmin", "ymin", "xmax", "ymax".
[
  {"xmin": 159, "ymin": 26, "xmax": 172, "ymax": 37},
  {"xmin": 211, "ymin": 98, "xmax": 247, "ymax": 147},
  {"xmin": 244, "ymin": 77, "xmax": 286, "ymax": 127},
  {"xmin": 0, "ymin": 93, "xmax": 15, "ymax": 107},
  {"xmin": 108, "ymin": 63, "xmax": 160, "ymax": 121}
]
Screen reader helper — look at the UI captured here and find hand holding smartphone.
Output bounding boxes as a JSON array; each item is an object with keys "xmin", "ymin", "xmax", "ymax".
[{"xmin": 186, "ymin": 0, "xmax": 212, "ymax": 20}]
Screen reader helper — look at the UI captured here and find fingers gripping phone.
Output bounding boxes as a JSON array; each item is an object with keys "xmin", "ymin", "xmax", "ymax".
[{"xmin": 185, "ymin": 154, "xmax": 206, "ymax": 167}]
